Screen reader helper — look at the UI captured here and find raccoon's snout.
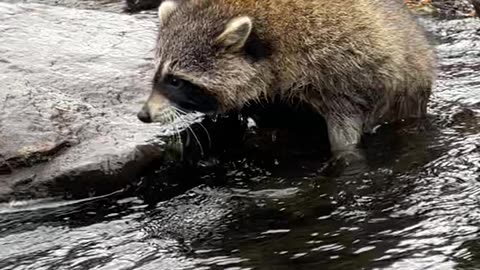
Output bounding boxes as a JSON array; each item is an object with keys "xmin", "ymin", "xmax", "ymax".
[{"xmin": 137, "ymin": 106, "xmax": 152, "ymax": 123}]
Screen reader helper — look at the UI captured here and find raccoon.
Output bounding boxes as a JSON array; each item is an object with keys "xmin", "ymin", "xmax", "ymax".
[{"xmin": 137, "ymin": 0, "xmax": 435, "ymax": 156}]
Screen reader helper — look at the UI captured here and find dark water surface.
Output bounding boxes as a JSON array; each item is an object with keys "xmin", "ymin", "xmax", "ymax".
[{"xmin": 1, "ymin": 2, "xmax": 480, "ymax": 270}]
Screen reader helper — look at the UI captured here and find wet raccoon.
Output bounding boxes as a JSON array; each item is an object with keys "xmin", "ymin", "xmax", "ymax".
[{"xmin": 137, "ymin": 0, "xmax": 435, "ymax": 156}]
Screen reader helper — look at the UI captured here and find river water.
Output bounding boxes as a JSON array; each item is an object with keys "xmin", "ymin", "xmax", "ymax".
[{"xmin": 1, "ymin": 2, "xmax": 479, "ymax": 270}]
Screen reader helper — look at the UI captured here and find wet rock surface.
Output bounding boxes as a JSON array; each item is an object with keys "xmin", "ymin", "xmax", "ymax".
[
  {"xmin": 0, "ymin": 2, "xmax": 203, "ymax": 202},
  {"xmin": 1, "ymin": 0, "xmax": 126, "ymax": 12}
]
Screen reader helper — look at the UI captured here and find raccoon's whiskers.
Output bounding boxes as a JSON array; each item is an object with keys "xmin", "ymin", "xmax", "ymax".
[
  {"xmin": 174, "ymin": 107, "xmax": 212, "ymax": 149},
  {"xmin": 196, "ymin": 122, "xmax": 212, "ymax": 149},
  {"xmin": 167, "ymin": 110, "xmax": 184, "ymax": 160},
  {"xmin": 171, "ymin": 112, "xmax": 182, "ymax": 140},
  {"xmin": 187, "ymin": 125, "xmax": 205, "ymax": 157},
  {"xmin": 173, "ymin": 108, "xmax": 205, "ymax": 157}
]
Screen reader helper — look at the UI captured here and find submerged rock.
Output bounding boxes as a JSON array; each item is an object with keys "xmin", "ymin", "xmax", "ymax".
[{"xmin": 0, "ymin": 3, "xmax": 201, "ymax": 202}]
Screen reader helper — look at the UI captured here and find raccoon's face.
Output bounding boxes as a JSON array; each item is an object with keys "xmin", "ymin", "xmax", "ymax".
[{"xmin": 138, "ymin": 0, "xmax": 271, "ymax": 123}]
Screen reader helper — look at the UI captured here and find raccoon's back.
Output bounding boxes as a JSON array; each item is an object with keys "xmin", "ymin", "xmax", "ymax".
[{"xmin": 224, "ymin": 0, "xmax": 434, "ymax": 90}]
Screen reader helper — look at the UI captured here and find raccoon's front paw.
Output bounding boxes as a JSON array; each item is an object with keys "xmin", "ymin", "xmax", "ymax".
[{"xmin": 163, "ymin": 134, "xmax": 184, "ymax": 161}]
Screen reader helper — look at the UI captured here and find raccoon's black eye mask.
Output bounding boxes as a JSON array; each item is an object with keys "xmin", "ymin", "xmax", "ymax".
[
  {"xmin": 164, "ymin": 74, "xmax": 184, "ymax": 89},
  {"xmin": 154, "ymin": 74, "xmax": 219, "ymax": 114}
]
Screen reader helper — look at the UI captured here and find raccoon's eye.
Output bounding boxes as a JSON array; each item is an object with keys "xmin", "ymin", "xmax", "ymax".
[{"xmin": 164, "ymin": 75, "xmax": 184, "ymax": 89}]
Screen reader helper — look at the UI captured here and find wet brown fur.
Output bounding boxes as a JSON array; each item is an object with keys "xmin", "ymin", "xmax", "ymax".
[{"xmin": 145, "ymin": 0, "xmax": 435, "ymax": 153}]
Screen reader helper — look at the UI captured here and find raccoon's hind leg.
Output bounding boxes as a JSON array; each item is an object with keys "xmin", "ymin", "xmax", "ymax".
[
  {"xmin": 326, "ymin": 114, "xmax": 363, "ymax": 153},
  {"xmin": 308, "ymin": 98, "xmax": 364, "ymax": 154},
  {"xmin": 307, "ymin": 97, "xmax": 366, "ymax": 165}
]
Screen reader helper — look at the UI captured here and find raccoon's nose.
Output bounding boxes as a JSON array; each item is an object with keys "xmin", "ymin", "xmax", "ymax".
[{"xmin": 137, "ymin": 108, "xmax": 152, "ymax": 123}]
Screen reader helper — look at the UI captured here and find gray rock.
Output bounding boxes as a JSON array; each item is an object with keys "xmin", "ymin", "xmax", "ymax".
[
  {"xmin": 0, "ymin": 3, "xmax": 201, "ymax": 202},
  {"xmin": 0, "ymin": 0, "xmax": 126, "ymax": 12}
]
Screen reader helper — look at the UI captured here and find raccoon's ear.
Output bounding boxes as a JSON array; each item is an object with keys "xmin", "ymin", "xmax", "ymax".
[
  {"xmin": 158, "ymin": 1, "xmax": 178, "ymax": 26},
  {"xmin": 215, "ymin": 16, "xmax": 253, "ymax": 51}
]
